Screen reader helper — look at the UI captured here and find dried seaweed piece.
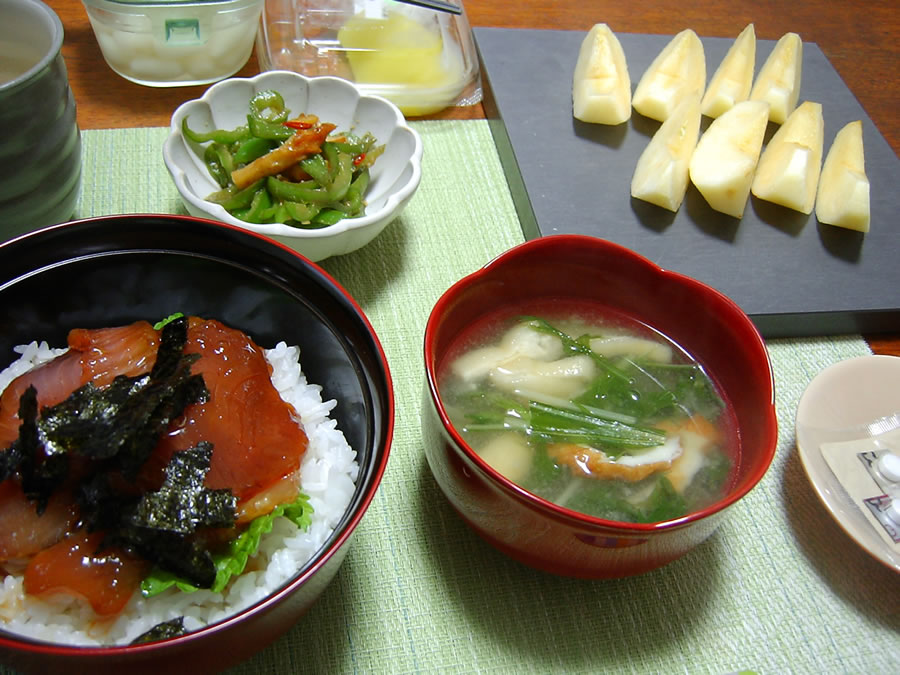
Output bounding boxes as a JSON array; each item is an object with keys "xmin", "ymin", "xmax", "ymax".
[
  {"xmin": 12, "ymin": 385, "xmax": 70, "ymax": 514},
  {"xmin": 130, "ymin": 617, "xmax": 187, "ymax": 644},
  {"xmin": 131, "ymin": 442, "xmax": 235, "ymax": 534},
  {"xmin": 113, "ymin": 442, "xmax": 237, "ymax": 588},
  {"xmin": 150, "ymin": 316, "xmax": 188, "ymax": 380}
]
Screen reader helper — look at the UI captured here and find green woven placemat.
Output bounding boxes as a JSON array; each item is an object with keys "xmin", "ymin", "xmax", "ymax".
[{"xmin": 12, "ymin": 122, "xmax": 898, "ymax": 673}]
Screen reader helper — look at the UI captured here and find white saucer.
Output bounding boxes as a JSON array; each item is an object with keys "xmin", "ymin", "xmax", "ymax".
[{"xmin": 795, "ymin": 354, "xmax": 900, "ymax": 573}]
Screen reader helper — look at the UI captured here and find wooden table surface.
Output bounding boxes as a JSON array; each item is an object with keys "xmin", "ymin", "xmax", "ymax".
[{"xmin": 45, "ymin": 0, "xmax": 899, "ymax": 353}]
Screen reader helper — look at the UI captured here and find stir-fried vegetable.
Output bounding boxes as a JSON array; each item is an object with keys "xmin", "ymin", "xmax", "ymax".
[{"xmin": 182, "ymin": 89, "xmax": 384, "ymax": 229}]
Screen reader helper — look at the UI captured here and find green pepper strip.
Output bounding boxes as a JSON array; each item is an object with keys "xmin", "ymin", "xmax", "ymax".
[
  {"xmin": 243, "ymin": 188, "xmax": 273, "ymax": 224},
  {"xmin": 232, "ymin": 137, "xmax": 277, "ymax": 165},
  {"xmin": 336, "ymin": 133, "xmax": 376, "ymax": 155},
  {"xmin": 266, "ymin": 176, "xmax": 333, "ymax": 204},
  {"xmin": 203, "ymin": 143, "xmax": 233, "ymax": 188},
  {"xmin": 331, "ymin": 169, "xmax": 369, "ymax": 215},
  {"xmin": 181, "ymin": 117, "xmax": 249, "ymax": 144},
  {"xmin": 247, "ymin": 114, "xmax": 294, "ymax": 142},
  {"xmin": 310, "ymin": 209, "xmax": 345, "ymax": 227},
  {"xmin": 284, "ymin": 201, "xmax": 321, "ymax": 224},
  {"xmin": 326, "ymin": 152, "xmax": 353, "ymax": 201},
  {"xmin": 249, "ymin": 90, "xmax": 288, "ymax": 123},
  {"xmin": 299, "ymin": 154, "xmax": 331, "ymax": 185},
  {"xmin": 207, "ymin": 179, "xmax": 265, "ymax": 211},
  {"xmin": 322, "ymin": 143, "xmax": 341, "ymax": 181}
]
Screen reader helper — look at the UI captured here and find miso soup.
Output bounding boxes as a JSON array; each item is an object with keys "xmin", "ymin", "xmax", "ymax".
[{"xmin": 438, "ymin": 303, "xmax": 738, "ymax": 524}]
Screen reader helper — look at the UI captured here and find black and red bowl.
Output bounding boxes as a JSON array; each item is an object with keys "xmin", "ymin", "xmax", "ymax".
[{"xmin": 0, "ymin": 214, "xmax": 393, "ymax": 673}]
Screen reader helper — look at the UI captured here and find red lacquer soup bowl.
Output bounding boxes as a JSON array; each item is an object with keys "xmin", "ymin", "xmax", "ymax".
[{"xmin": 422, "ymin": 234, "xmax": 777, "ymax": 578}]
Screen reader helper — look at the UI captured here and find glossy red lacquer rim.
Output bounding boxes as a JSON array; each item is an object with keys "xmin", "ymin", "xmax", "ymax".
[
  {"xmin": 0, "ymin": 214, "xmax": 396, "ymax": 658},
  {"xmin": 424, "ymin": 234, "xmax": 777, "ymax": 534}
]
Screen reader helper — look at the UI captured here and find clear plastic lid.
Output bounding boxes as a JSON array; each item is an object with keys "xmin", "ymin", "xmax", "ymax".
[{"xmin": 256, "ymin": 0, "xmax": 482, "ymax": 116}]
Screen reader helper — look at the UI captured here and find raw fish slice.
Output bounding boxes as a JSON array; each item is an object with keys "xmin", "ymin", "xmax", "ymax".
[
  {"xmin": 147, "ymin": 318, "xmax": 309, "ymax": 505},
  {"xmin": 0, "ymin": 322, "xmax": 159, "ymax": 446},
  {"xmin": 23, "ymin": 529, "xmax": 150, "ymax": 616},
  {"xmin": 0, "ymin": 480, "xmax": 78, "ymax": 561},
  {"xmin": 68, "ymin": 320, "xmax": 159, "ymax": 386}
]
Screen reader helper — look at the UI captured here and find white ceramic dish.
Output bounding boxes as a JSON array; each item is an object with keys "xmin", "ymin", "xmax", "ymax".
[
  {"xmin": 795, "ymin": 354, "xmax": 900, "ymax": 573},
  {"xmin": 163, "ymin": 70, "xmax": 423, "ymax": 262}
]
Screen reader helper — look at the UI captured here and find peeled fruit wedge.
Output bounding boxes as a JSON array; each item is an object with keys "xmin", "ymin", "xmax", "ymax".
[
  {"xmin": 749, "ymin": 32, "xmax": 803, "ymax": 125},
  {"xmin": 572, "ymin": 23, "xmax": 631, "ymax": 125},
  {"xmin": 689, "ymin": 100, "xmax": 770, "ymax": 218},
  {"xmin": 816, "ymin": 120, "xmax": 870, "ymax": 232},
  {"xmin": 751, "ymin": 101, "xmax": 824, "ymax": 214},
  {"xmin": 632, "ymin": 28, "xmax": 706, "ymax": 122},
  {"xmin": 701, "ymin": 24, "xmax": 756, "ymax": 119},
  {"xmin": 631, "ymin": 93, "xmax": 701, "ymax": 212}
]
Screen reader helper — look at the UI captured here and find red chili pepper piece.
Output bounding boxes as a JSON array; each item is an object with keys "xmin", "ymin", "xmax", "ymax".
[
  {"xmin": 283, "ymin": 120, "xmax": 313, "ymax": 130},
  {"xmin": 353, "ymin": 153, "xmax": 366, "ymax": 166}
]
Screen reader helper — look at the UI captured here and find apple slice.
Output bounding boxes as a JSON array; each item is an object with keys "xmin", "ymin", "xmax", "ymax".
[
  {"xmin": 749, "ymin": 32, "xmax": 803, "ymax": 124},
  {"xmin": 816, "ymin": 120, "xmax": 870, "ymax": 232},
  {"xmin": 751, "ymin": 101, "xmax": 824, "ymax": 214},
  {"xmin": 632, "ymin": 29, "xmax": 706, "ymax": 122},
  {"xmin": 701, "ymin": 24, "xmax": 756, "ymax": 119},
  {"xmin": 688, "ymin": 100, "xmax": 770, "ymax": 218},
  {"xmin": 631, "ymin": 93, "xmax": 701, "ymax": 211},
  {"xmin": 572, "ymin": 23, "xmax": 631, "ymax": 125}
]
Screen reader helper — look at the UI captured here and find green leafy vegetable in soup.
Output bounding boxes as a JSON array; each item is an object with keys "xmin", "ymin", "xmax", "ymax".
[{"xmin": 440, "ymin": 315, "xmax": 735, "ymax": 523}]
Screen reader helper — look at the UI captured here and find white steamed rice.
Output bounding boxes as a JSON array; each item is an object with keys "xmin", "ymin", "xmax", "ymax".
[{"xmin": 0, "ymin": 339, "xmax": 358, "ymax": 645}]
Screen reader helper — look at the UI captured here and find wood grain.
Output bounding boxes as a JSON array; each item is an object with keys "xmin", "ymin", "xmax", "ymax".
[{"xmin": 44, "ymin": 0, "xmax": 899, "ymax": 351}]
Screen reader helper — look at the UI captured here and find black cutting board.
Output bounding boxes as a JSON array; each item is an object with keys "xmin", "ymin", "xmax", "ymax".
[{"xmin": 474, "ymin": 27, "xmax": 900, "ymax": 338}]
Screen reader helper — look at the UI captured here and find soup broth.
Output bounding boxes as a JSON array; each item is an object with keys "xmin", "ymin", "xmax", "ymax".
[{"xmin": 438, "ymin": 302, "xmax": 739, "ymax": 524}]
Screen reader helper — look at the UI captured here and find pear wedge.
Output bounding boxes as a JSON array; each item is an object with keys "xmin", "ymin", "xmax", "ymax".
[
  {"xmin": 701, "ymin": 24, "xmax": 756, "ymax": 118},
  {"xmin": 573, "ymin": 23, "xmax": 631, "ymax": 125},
  {"xmin": 689, "ymin": 100, "xmax": 770, "ymax": 218},
  {"xmin": 631, "ymin": 93, "xmax": 702, "ymax": 211},
  {"xmin": 816, "ymin": 120, "xmax": 870, "ymax": 232},
  {"xmin": 749, "ymin": 32, "xmax": 803, "ymax": 124},
  {"xmin": 632, "ymin": 28, "xmax": 706, "ymax": 122},
  {"xmin": 751, "ymin": 101, "xmax": 824, "ymax": 214}
]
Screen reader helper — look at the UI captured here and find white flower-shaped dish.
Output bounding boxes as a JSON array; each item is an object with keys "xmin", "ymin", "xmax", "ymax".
[{"xmin": 164, "ymin": 71, "xmax": 423, "ymax": 262}]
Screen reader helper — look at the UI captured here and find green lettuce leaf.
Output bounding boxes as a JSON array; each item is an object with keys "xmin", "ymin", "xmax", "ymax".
[{"xmin": 140, "ymin": 491, "xmax": 314, "ymax": 598}]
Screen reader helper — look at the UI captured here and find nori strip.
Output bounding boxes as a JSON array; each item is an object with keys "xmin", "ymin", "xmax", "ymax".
[
  {"xmin": 130, "ymin": 442, "xmax": 235, "ymax": 535},
  {"xmin": 10, "ymin": 385, "xmax": 70, "ymax": 513},
  {"xmin": 130, "ymin": 617, "xmax": 187, "ymax": 644},
  {"xmin": 112, "ymin": 442, "xmax": 236, "ymax": 588}
]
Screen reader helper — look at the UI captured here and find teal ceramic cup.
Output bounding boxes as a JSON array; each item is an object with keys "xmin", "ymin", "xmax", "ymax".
[{"xmin": 0, "ymin": 0, "xmax": 81, "ymax": 237}]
